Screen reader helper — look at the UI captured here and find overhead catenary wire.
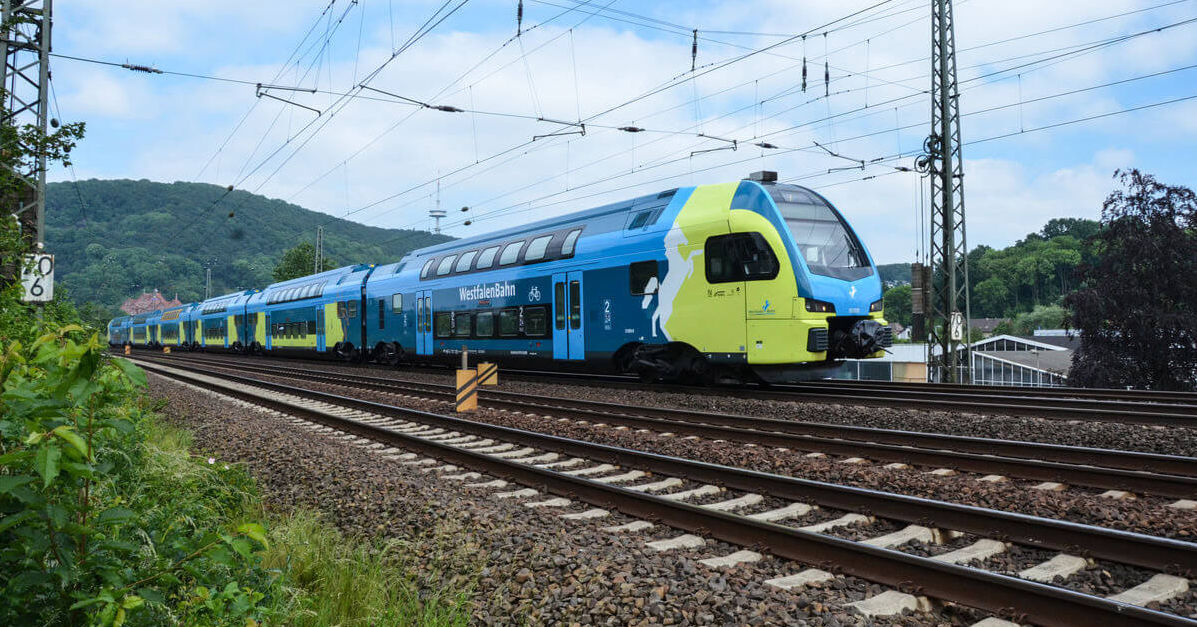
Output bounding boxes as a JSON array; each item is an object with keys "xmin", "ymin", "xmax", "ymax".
[{"xmin": 342, "ymin": 14, "xmax": 1192, "ymax": 234}]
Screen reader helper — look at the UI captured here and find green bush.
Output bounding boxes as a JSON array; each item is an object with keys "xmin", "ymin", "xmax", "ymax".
[{"xmin": 0, "ymin": 328, "xmax": 274, "ymax": 626}]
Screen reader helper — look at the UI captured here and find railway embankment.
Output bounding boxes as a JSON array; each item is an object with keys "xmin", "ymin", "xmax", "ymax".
[
  {"xmin": 136, "ymin": 352, "xmax": 1197, "ymax": 625},
  {"xmin": 151, "ymin": 373, "xmax": 956, "ymax": 625}
]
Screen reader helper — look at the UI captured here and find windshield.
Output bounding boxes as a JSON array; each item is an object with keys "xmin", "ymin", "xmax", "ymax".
[{"xmin": 769, "ymin": 186, "xmax": 872, "ymax": 281}]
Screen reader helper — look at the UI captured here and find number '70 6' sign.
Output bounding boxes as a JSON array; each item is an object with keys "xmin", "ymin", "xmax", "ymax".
[{"xmin": 21, "ymin": 254, "xmax": 54, "ymax": 302}]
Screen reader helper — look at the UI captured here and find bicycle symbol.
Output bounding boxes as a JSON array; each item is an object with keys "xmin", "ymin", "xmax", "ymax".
[{"xmin": 528, "ymin": 286, "xmax": 541, "ymax": 301}]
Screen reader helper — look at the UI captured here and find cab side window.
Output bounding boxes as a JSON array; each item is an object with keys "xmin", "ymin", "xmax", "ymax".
[{"xmin": 705, "ymin": 233, "xmax": 779, "ymax": 283}]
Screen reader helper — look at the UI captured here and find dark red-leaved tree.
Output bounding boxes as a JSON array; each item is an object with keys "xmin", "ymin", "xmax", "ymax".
[{"xmin": 1065, "ymin": 170, "xmax": 1197, "ymax": 390}]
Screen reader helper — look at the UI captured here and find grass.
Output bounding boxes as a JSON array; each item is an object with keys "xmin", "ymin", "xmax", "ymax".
[
  {"xmin": 261, "ymin": 511, "xmax": 476, "ymax": 627},
  {"xmin": 141, "ymin": 419, "xmax": 477, "ymax": 626}
]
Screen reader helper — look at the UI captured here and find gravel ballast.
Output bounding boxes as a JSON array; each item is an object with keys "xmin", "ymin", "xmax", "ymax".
[
  {"xmin": 151, "ymin": 374, "xmax": 989, "ymax": 625},
  {"xmin": 166, "ymin": 359, "xmax": 1194, "ymax": 541}
]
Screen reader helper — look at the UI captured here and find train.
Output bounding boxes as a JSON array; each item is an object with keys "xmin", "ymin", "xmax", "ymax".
[{"xmin": 109, "ymin": 171, "xmax": 892, "ymax": 383}]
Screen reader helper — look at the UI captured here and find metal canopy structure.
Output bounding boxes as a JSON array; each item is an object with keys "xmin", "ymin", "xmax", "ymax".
[{"xmin": 2, "ymin": 0, "xmax": 51, "ymax": 248}]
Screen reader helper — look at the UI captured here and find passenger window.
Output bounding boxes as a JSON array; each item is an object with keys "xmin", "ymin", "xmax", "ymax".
[
  {"xmin": 378, "ymin": 299, "xmax": 386, "ymax": 329},
  {"xmin": 453, "ymin": 313, "xmax": 472, "ymax": 337},
  {"xmin": 391, "ymin": 293, "xmax": 403, "ymax": 314},
  {"xmin": 455, "ymin": 251, "xmax": 478, "ymax": 273},
  {"xmin": 347, "ymin": 301, "xmax": 358, "ymax": 318},
  {"xmin": 629, "ymin": 261, "xmax": 659, "ymax": 295},
  {"xmin": 525, "ymin": 307, "xmax": 548, "ymax": 337},
  {"xmin": 524, "ymin": 235, "xmax": 552, "ymax": 262},
  {"xmin": 499, "ymin": 308, "xmax": 519, "ymax": 336},
  {"xmin": 476, "ymin": 246, "xmax": 500, "ymax": 269},
  {"xmin": 337, "ymin": 302, "xmax": 346, "ymax": 318},
  {"xmin": 628, "ymin": 211, "xmax": 651, "ymax": 229},
  {"xmin": 561, "ymin": 229, "xmax": 582, "ymax": 256},
  {"xmin": 569, "ymin": 282, "xmax": 581, "ymax": 329},
  {"xmin": 421, "ymin": 259, "xmax": 435, "ymax": 279},
  {"xmin": 437, "ymin": 255, "xmax": 457, "ymax": 276},
  {"xmin": 554, "ymin": 282, "xmax": 566, "ymax": 330},
  {"xmin": 434, "ymin": 312, "xmax": 452, "ymax": 338},
  {"xmin": 499, "ymin": 242, "xmax": 523, "ymax": 266},
  {"xmin": 476, "ymin": 312, "xmax": 494, "ymax": 337},
  {"xmin": 308, "ymin": 320, "xmax": 317, "ymax": 335}
]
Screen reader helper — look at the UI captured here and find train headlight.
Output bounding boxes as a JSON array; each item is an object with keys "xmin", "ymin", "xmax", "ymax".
[
  {"xmin": 804, "ymin": 299, "xmax": 835, "ymax": 313},
  {"xmin": 870, "ymin": 299, "xmax": 883, "ymax": 312}
]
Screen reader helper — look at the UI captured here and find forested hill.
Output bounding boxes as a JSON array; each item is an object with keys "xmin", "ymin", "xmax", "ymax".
[{"xmin": 45, "ymin": 179, "xmax": 451, "ymax": 316}]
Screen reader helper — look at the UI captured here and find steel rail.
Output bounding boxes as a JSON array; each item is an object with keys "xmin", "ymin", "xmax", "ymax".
[
  {"xmin": 121, "ymin": 348, "xmax": 1197, "ymax": 421},
  {"xmin": 135, "ymin": 358, "xmax": 1197, "ymax": 577},
  {"xmin": 138, "ymin": 354, "xmax": 1197, "ymax": 496},
  {"xmin": 798, "ymin": 378, "xmax": 1197, "ymax": 404},
  {"xmin": 137, "ymin": 358, "xmax": 1197, "ymax": 627}
]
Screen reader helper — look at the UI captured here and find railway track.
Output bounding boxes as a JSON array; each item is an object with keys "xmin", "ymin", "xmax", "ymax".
[
  {"xmin": 117, "ymin": 347, "xmax": 1197, "ymax": 425},
  {"xmin": 138, "ymin": 353, "xmax": 1197, "ymax": 500},
  {"xmin": 133, "ymin": 356, "xmax": 1196, "ymax": 626}
]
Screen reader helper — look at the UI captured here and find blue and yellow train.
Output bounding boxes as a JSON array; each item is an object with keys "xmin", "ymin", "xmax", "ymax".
[{"xmin": 110, "ymin": 172, "xmax": 892, "ymax": 383}]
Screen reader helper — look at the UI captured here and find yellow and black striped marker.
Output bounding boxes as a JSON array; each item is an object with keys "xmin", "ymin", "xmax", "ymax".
[
  {"xmin": 456, "ymin": 368, "xmax": 479, "ymax": 412},
  {"xmin": 124, "ymin": 345, "xmax": 131, "ymax": 355},
  {"xmin": 163, "ymin": 346, "xmax": 171, "ymax": 354},
  {"xmin": 477, "ymin": 362, "xmax": 498, "ymax": 386}
]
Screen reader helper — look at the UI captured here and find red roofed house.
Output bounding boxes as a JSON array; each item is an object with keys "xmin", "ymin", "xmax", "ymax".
[{"xmin": 120, "ymin": 289, "xmax": 183, "ymax": 315}]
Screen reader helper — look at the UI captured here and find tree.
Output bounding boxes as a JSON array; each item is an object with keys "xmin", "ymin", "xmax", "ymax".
[
  {"xmin": 1038, "ymin": 217, "xmax": 1100, "ymax": 241},
  {"xmin": 1010, "ymin": 305, "xmax": 1067, "ymax": 335},
  {"xmin": 1065, "ymin": 170, "xmax": 1197, "ymax": 390},
  {"xmin": 972, "ymin": 277, "xmax": 1010, "ymax": 318},
  {"xmin": 881, "ymin": 284, "xmax": 912, "ymax": 327},
  {"xmin": 272, "ymin": 242, "xmax": 335, "ymax": 282}
]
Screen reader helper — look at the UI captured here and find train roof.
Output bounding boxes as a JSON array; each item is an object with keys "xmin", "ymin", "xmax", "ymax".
[
  {"xmin": 262, "ymin": 263, "xmax": 372, "ymax": 291},
  {"xmin": 407, "ymin": 188, "xmax": 679, "ymax": 261}
]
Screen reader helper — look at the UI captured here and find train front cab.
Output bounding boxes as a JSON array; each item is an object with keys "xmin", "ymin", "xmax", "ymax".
[
  {"xmin": 107, "ymin": 316, "xmax": 130, "ymax": 347},
  {"xmin": 637, "ymin": 177, "xmax": 888, "ymax": 383},
  {"xmin": 729, "ymin": 177, "xmax": 890, "ymax": 381}
]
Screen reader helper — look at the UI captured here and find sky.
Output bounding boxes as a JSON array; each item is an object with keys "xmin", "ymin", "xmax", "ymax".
[{"xmin": 46, "ymin": 0, "xmax": 1197, "ymax": 264}]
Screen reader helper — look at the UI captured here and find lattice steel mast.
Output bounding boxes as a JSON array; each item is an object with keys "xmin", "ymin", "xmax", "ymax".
[
  {"xmin": 2, "ymin": 0, "xmax": 51, "ymax": 249},
  {"xmin": 923, "ymin": 0, "xmax": 971, "ymax": 382}
]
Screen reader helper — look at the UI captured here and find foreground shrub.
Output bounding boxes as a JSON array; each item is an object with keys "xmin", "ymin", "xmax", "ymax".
[{"xmin": 0, "ymin": 329, "xmax": 271, "ymax": 625}]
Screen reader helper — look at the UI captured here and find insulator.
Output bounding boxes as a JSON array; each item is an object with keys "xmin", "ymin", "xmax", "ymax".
[
  {"xmin": 691, "ymin": 29, "xmax": 698, "ymax": 72},
  {"xmin": 618, "ymin": 126, "xmax": 645, "ymax": 133},
  {"xmin": 824, "ymin": 61, "xmax": 829, "ymax": 98},
  {"xmin": 516, "ymin": 0, "xmax": 523, "ymax": 35},
  {"xmin": 801, "ymin": 35, "xmax": 807, "ymax": 92}
]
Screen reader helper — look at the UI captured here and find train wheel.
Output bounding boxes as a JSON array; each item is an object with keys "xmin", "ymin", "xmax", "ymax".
[{"xmin": 383, "ymin": 343, "xmax": 402, "ymax": 367}]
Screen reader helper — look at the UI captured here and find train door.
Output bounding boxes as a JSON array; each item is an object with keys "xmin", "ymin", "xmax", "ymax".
[
  {"xmin": 316, "ymin": 307, "xmax": 325, "ymax": 352},
  {"xmin": 264, "ymin": 314, "xmax": 272, "ymax": 351},
  {"xmin": 567, "ymin": 271, "xmax": 585, "ymax": 359},
  {"xmin": 552, "ymin": 274, "xmax": 568, "ymax": 359},
  {"xmin": 553, "ymin": 273, "xmax": 585, "ymax": 360},
  {"xmin": 416, "ymin": 290, "xmax": 433, "ymax": 355}
]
